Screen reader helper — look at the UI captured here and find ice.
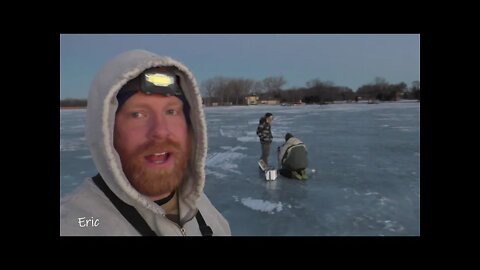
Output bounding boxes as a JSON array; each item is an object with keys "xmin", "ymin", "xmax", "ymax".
[
  {"xmin": 60, "ymin": 102, "xmax": 420, "ymax": 235},
  {"xmin": 239, "ymin": 197, "xmax": 285, "ymax": 214},
  {"xmin": 60, "ymin": 109, "xmax": 97, "ymax": 197},
  {"xmin": 206, "ymin": 148, "xmax": 248, "ymax": 175}
]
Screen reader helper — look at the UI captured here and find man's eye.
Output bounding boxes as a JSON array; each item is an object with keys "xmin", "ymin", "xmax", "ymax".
[
  {"xmin": 166, "ymin": 109, "xmax": 178, "ymax": 116},
  {"xmin": 130, "ymin": 112, "xmax": 145, "ymax": 118}
]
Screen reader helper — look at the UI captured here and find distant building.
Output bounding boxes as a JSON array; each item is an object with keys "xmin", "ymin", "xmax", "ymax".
[
  {"xmin": 245, "ymin": 95, "xmax": 259, "ymax": 105},
  {"xmin": 260, "ymin": 99, "xmax": 280, "ymax": 105}
]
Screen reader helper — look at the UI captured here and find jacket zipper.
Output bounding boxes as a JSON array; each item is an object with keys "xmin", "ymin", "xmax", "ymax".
[{"xmin": 163, "ymin": 214, "xmax": 186, "ymax": 236}]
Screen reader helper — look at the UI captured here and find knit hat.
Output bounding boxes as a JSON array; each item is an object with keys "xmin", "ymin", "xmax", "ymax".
[
  {"xmin": 116, "ymin": 67, "xmax": 191, "ymax": 125},
  {"xmin": 285, "ymin": 133, "xmax": 293, "ymax": 141},
  {"xmin": 116, "ymin": 89, "xmax": 137, "ymax": 110}
]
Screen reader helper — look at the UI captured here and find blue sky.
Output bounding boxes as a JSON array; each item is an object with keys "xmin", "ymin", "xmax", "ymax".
[{"xmin": 60, "ymin": 34, "xmax": 420, "ymax": 99}]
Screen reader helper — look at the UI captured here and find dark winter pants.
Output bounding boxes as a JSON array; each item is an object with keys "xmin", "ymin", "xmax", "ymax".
[
  {"xmin": 278, "ymin": 168, "xmax": 293, "ymax": 178},
  {"xmin": 260, "ymin": 142, "xmax": 271, "ymax": 165}
]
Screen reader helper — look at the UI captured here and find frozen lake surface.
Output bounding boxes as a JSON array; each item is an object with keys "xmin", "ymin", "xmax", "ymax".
[{"xmin": 60, "ymin": 102, "xmax": 420, "ymax": 236}]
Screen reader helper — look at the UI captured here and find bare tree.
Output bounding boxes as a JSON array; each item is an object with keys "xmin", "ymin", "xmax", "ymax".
[
  {"xmin": 60, "ymin": 98, "xmax": 87, "ymax": 107},
  {"xmin": 200, "ymin": 76, "xmax": 230, "ymax": 105},
  {"xmin": 235, "ymin": 79, "xmax": 255, "ymax": 105},
  {"xmin": 411, "ymin": 80, "xmax": 420, "ymax": 91},
  {"xmin": 212, "ymin": 76, "xmax": 229, "ymax": 105},
  {"xmin": 262, "ymin": 76, "xmax": 287, "ymax": 92},
  {"xmin": 202, "ymin": 77, "xmax": 259, "ymax": 105},
  {"xmin": 411, "ymin": 80, "xmax": 420, "ymax": 100},
  {"xmin": 306, "ymin": 79, "xmax": 318, "ymax": 88},
  {"xmin": 306, "ymin": 78, "xmax": 334, "ymax": 87},
  {"xmin": 374, "ymin": 77, "xmax": 388, "ymax": 86},
  {"xmin": 251, "ymin": 81, "xmax": 263, "ymax": 95},
  {"xmin": 201, "ymin": 79, "xmax": 217, "ymax": 106}
]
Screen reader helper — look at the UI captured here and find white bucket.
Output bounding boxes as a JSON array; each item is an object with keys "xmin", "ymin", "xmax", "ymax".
[{"xmin": 265, "ymin": 169, "xmax": 277, "ymax": 181}]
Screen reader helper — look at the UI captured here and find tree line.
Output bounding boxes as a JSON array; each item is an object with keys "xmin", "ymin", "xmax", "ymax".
[
  {"xmin": 60, "ymin": 76, "xmax": 420, "ymax": 107},
  {"xmin": 60, "ymin": 98, "xmax": 87, "ymax": 107},
  {"xmin": 201, "ymin": 76, "xmax": 420, "ymax": 105},
  {"xmin": 356, "ymin": 77, "xmax": 420, "ymax": 101}
]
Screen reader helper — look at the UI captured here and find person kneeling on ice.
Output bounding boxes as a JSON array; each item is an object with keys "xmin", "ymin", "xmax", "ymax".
[{"xmin": 277, "ymin": 133, "xmax": 308, "ymax": 180}]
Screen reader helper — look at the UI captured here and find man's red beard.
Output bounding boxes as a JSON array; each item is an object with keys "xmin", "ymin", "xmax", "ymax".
[{"xmin": 115, "ymin": 137, "xmax": 191, "ymax": 198}]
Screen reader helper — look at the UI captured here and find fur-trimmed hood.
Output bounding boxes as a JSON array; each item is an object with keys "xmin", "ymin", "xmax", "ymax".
[{"xmin": 86, "ymin": 49, "xmax": 207, "ymax": 221}]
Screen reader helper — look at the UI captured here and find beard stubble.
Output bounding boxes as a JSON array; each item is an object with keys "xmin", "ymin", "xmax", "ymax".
[{"xmin": 116, "ymin": 137, "xmax": 191, "ymax": 198}]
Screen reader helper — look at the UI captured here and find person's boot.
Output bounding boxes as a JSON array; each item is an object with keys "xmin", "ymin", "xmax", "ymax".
[
  {"xmin": 292, "ymin": 171, "xmax": 302, "ymax": 180},
  {"xmin": 300, "ymin": 169, "xmax": 308, "ymax": 180}
]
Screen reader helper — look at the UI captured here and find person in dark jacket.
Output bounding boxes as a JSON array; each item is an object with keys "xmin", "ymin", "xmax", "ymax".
[
  {"xmin": 277, "ymin": 133, "xmax": 308, "ymax": 180},
  {"xmin": 256, "ymin": 113, "xmax": 274, "ymax": 167}
]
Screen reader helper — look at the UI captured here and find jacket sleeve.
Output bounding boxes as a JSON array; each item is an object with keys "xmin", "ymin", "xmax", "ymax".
[{"xmin": 256, "ymin": 123, "xmax": 264, "ymax": 138}]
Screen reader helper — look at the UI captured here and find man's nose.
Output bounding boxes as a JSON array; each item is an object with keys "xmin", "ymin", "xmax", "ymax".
[{"xmin": 148, "ymin": 114, "xmax": 170, "ymax": 140}]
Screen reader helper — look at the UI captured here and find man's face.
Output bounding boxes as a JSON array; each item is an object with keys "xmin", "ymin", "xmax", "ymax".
[
  {"xmin": 114, "ymin": 92, "xmax": 191, "ymax": 200},
  {"xmin": 266, "ymin": 116, "xmax": 273, "ymax": 124}
]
